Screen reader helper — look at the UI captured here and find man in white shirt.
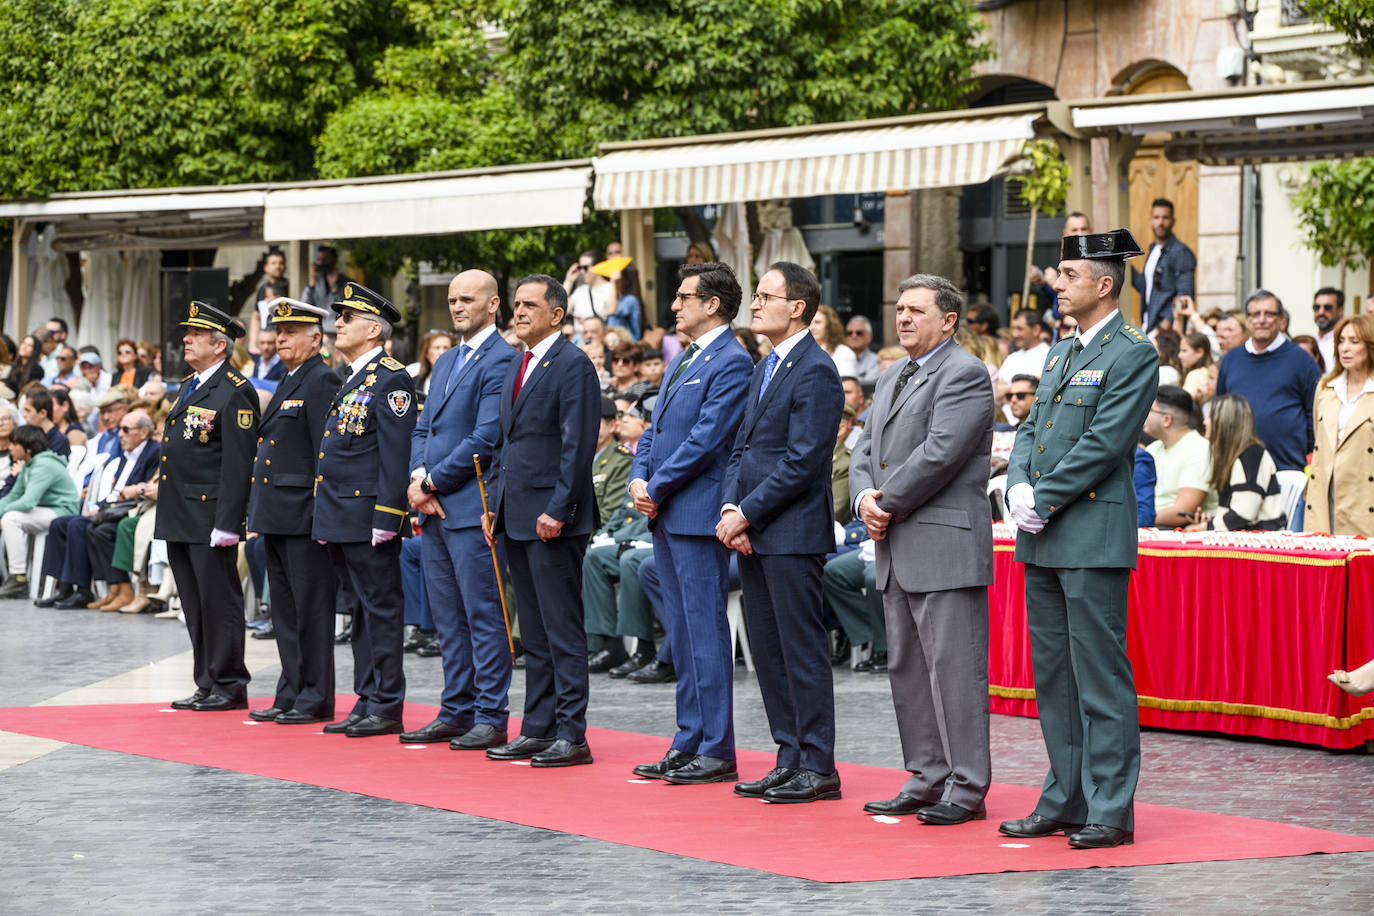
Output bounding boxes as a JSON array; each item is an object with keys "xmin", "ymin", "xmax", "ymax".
[
  {"xmin": 1142, "ymin": 385, "xmax": 1215, "ymax": 526},
  {"xmin": 1312, "ymin": 287, "xmax": 1344, "ymax": 373},
  {"xmin": 997, "ymin": 309, "xmax": 1050, "ymax": 416},
  {"xmin": 563, "ymin": 250, "xmax": 611, "ymax": 323}
]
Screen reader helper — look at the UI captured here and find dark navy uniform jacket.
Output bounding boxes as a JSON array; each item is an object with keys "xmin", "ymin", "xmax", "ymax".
[
  {"xmin": 247, "ymin": 354, "xmax": 341, "ymax": 536},
  {"xmin": 311, "ymin": 352, "xmax": 416, "ymax": 543},
  {"xmin": 155, "ymin": 362, "xmax": 259, "ymax": 544}
]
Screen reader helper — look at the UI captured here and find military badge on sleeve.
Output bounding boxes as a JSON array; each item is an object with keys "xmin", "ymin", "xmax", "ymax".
[
  {"xmin": 387, "ymin": 390, "xmax": 412, "ymax": 416},
  {"xmin": 237, "ymin": 409, "xmax": 253, "ymax": 429}
]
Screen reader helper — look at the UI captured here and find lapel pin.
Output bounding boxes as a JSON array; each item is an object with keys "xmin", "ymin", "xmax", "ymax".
[
  {"xmin": 786, "ymin": 361, "xmax": 793, "ymax": 367},
  {"xmin": 542, "ymin": 361, "xmax": 550, "ymax": 368},
  {"xmin": 704, "ymin": 355, "xmax": 711, "ymax": 361}
]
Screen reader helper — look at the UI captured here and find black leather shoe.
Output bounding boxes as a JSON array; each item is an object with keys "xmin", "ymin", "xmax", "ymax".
[
  {"xmin": 863, "ymin": 793, "xmax": 935, "ymax": 816},
  {"xmin": 627, "ymin": 659, "xmax": 676, "ymax": 683},
  {"xmin": 170, "ymin": 689, "xmax": 210, "ymax": 710},
  {"xmin": 1068, "ymin": 824, "xmax": 1134, "ymax": 848},
  {"xmin": 322, "ymin": 713, "xmax": 366, "ymax": 734},
  {"xmin": 662, "ymin": 755, "xmax": 738, "ymax": 785},
  {"xmin": 451, "ymin": 723, "xmax": 508, "ymax": 750},
  {"xmin": 632, "ymin": 748, "xmax": 695, "ymax": 779},
  {"xmin": 36, "ymin": 583, "xmax": 73, "ymax": 608},
  {"xmin": 998, "ymin": 813, "xmax": 1083, "ymax": 838},
  {"xmin": 402, "ymin": 627, "xmax": 429, "ymax": 652},
  {"xmin": 763, "ymin": 768, "xmax": 842, "ymax": 804},
  {"xmin": 486, "ymin": 735, "xmax": 556, "ymax": 760},
  {"xmin": 399, "ymin": 719, "xmax": 466, "ymax": 744},
  {"xmin": 608, "ymin": 650, "xmax": 655, "ymax": 679},
  {"xmin": 250, "ymin": 622, "xmax": 276, "ymax": 640},
  {"xmin": 587, "ymin": 646, "xmax": 628, "ymax": 673},
  {"xmin": 54, "ymin": 588, "xmax": 96, "ymax": 609},
  {"xmin": 0, "ymin": 575, "xmax": 29, "ymax": 599},
  {"xmin": 276, "ymin": 709, "xmax": 330, "ymax": 724},
  {"xmin": 734, "ymin": 767, "xmax": 800, "ymax": 798},
  {"xmin": 190, "ymin": 693, "xmax": 248, "ymax": 711},
  {"xmin": 855, "ymin": 650, "xmax": 888, "ymax": 672},
  {"xmin": 530, "ymin": 738, "xmax": 593, "ymax": 767},
  {"xmin": 416, "ymin": 635, "xmax": 442, "ymax": 657},
  {"xmin": 345, "ymin": 715, "xmax": 404, "ymax": 738},
  {"xmin": 248, "ymin": 706, "xmax": 286, "ymax": 721},
  {"xmin": 916, "ymin": 801, "xmax": 986, "ymax": 825}
]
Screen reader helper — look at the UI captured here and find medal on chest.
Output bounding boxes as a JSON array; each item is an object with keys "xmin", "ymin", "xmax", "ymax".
[{"xmin": 184, "ymin": 405, "xmax": 216, "ymax": 443}]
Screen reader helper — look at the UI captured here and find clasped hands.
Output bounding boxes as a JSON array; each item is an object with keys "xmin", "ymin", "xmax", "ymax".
[
  {"xmin": 407, "ymin": 477, "xmax": 446, "ymax": 519},
  {"xmin": 715, "ymin": 509, "xmax": 752, "ymax": 556},
  {"xmin": 1006, "ymin": 483, "xmax": 1047, "ymax": 534},
  {"xmin": 858, "ymin": 491, "xmax": 892, "ymax": 541}
]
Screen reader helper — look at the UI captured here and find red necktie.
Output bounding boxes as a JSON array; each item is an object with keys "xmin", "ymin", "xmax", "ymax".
[{"xmin": 510, "ymin": 350, "xmax": 534, "ymax": 404}]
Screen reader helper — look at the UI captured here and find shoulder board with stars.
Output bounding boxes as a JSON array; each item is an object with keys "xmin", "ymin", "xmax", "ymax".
[
  {"xmin": 227, "ymin": 372, "xmax": 247, "ymax": 387},
  {"xmin": 1120, "ymin": 324, "xmax": 1148, "ymax": 344},
  {"xmin": 616, "ymin": 443, "xmax": 632, "ymax": 455},
  {"xmin": 380, "ymin": 356, "xmax": 405, "ymax": 371}
]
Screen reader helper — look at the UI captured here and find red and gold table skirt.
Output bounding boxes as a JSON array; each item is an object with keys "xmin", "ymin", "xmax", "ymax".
[{"xmin": 988, "ymin": 539, "xmax": 1374, "ymax": 749}]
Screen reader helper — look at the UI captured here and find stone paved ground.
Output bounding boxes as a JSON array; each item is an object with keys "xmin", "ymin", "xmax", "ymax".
[{"xmin": 2, "ymin": 599, "xmax": 1372, "ymax": 913}]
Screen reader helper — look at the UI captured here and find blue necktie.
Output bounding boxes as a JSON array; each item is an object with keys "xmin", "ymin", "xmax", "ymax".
[
  {"xmin": 758, "ymin": 350, "xmax": 780, "ymax": 403},
  {"xmin": 181, "ymin": 377, "xmax": 199, "ymax": 401},
  {"xmin": 446, "ymin": 345, "xmax": 471, "ymax": 396}
]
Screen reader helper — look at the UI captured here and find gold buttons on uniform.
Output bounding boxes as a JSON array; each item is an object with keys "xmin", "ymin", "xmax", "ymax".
[
  {"xmin": 1037, "ymin": 445, "xmax": 1045, "ymax": 453},
  {"xmin": 1049, "ymin": 506, "xmax": 1057, "ymax": 512},
  {"xmin": 354, "ymin": 489, "xmax": 361, "ymax": 496},
  {"xmin": 1035, "ymin": 471, "xmax": 1041, "ymax": 478},
  {"xmin": 324, "ymin": 431, "xmax": 330, "ymax": 437},
  {"xmin": 1089, "ymin": 492, "xmax": 1096, "ymax": 499},
  {"xmin": 879, "ymin": 462, "xmax": 887, "ymax": 469},
  {"xmin": 201, "ymin": 495, "xmax": 206, "ymax": 501},
  {"xmin": 1054, "ymin": 395, "xmax": 1060, "ymax": 403},
  {"xmin": 265, "ymin": 460, "xmax": 271, "ymax": 466},
  {"xmin": 270, "ymin": 440, "xmax": 275, "ymax": 446},
  {"xmin": 1076, "ymin": 398, "xmax": 1083, "ymax": 405},
  {"xmin": 319, "ymin": 452, "xmax": 325, "ymax": 459},
  {"xmin": 258, "ymin": 437, "xmax": 263, "ymax": 444},
  {"xmin": 162, "ymin": 455, "xmax": 167, "ymax": 462},
  {"xmin": 161, "ymin": 474, "xmax": 167, "ymax": 481},
  {"xmin": 1045, "ymin": 421, "xmax": 1052, "ymax": 429}
]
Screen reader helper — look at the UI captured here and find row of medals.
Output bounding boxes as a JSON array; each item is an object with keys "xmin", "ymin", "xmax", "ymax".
[{"xmin": 339, "ymin": 383, "xmax": 373, "ymax": 436}]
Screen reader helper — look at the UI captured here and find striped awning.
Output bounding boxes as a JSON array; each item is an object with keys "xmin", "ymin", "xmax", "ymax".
[{"xmin": 592, "ymin": 113, "xmax": 1038, "ymax": 210}]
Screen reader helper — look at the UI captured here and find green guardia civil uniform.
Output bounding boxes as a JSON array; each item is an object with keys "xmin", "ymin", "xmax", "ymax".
[
  {"xmin": 1006, "ymin": 235, "xmax": 1158, "ymax": 834},
  {"xmin": 593, "ymin": 441, "xmax": 634, "ymax": 527}
]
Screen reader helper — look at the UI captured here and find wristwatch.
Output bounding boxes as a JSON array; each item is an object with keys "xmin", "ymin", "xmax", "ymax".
[
  {"xmin": 419, "ymin": 476, "xmax": 435, "ymax": 495},
  {"xmin": 138, "ymin": 484, "xmax": 147, "ymax": 498}
]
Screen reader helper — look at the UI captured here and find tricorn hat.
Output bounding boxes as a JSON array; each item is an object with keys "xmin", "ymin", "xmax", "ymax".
[{"xmin": 1060, "ymin": 228, "xmax": 1144, "ymax": 262}]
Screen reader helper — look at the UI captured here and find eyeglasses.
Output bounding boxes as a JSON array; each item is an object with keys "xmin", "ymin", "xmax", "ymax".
[
  {"xmin": 751, "ymin": 291, "xmax": 794, "ymax": 306},
  {"xmin": 846, "ymin": 329, "xmax": 867, "ymax": 337},
  {"xmin": 1247, "ymin": 310, "xmax": 1280, "ymax": 321},
  {"xmin": 1313, "ymin": 303, "xmax": 1339, "ymax": 312},
  {"xmin": 1008, "ymin": 392, "xmax": 1034, "ymax": 400},
  {"xmin": 612, "ymin": 357, "xmax": 635, "ymax": 364},
  {"xmin": 117, "ymin": 425, "xmax": 140, "ymax": 433},
  {"xmin": 673, "ymin": 292, "xmax": 704, "ymax": 303}
]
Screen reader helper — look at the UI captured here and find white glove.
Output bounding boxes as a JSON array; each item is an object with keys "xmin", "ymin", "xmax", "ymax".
[
  {"xmin": 1006, "ymin": 483, "xmax": 1047, "ymax": 534},
  {"xmin": 209, "ymin": 528, "xmax": 240, "ymax": 548},
  {"xmin": 371, "ymin": 527, "xmax": 397, "ymax": 547}
]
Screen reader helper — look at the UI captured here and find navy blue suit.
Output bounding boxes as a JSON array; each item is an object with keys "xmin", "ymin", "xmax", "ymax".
[
  {"xmin": 492, "ymin": 335, "xmax": 600, "ymax": 744},
  {"xmin": 1130, "ymin": 236, "xmax": 1196, "ymax": 333},
  {"xmin": 722, "ymin": 332, "xmax": 845, "ymax": 773},
  {"xmin": 630, "ymin": 326, "xmax": 752, "ymax": 760},
  {"xmin": 312, "ymin": 351, "xmax": 416, "ymax": 722},
  {"xmin": 410, "ymin": 329, "xmax": 518, "ymax": 730},
  {"xmin": 247, "ymin": 354, "xmax": 341, "ymax": 719}
]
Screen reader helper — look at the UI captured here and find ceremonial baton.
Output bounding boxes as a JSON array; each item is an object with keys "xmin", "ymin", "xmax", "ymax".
[{"xmin": 473, "ymin": 454, "xmax": 516, "ymax": 660}]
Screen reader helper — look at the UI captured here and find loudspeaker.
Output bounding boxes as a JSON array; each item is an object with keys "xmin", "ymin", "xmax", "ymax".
[{"xmin": 161, "ymin": 267, "xmax": 229, "ymax": 380}]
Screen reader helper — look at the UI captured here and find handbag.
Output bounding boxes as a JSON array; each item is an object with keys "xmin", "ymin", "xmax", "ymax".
[{"xmin": 92, "ymin": 499, "xmax": 139, "ymax": 526}]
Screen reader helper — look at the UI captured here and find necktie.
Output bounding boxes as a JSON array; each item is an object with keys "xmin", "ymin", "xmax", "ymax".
[
  {"xmin": 181, "ymin": 377, "xmax": 199, "ymax": 402},
  {"xmin": 890, "ymin": 360, "xmax": 920, "ymax": 406},
  {"xmin": 446, "ymin": 344, "xmax": 471, "ymax": 396},
  {"xmin": 1063, "ymin": 337, "xmax": 1085, "ymax": 377},
  {"xmin": 665, "ymin": 342, "xmax": 700, "ymax": 391},
  {"xmin": 757, "ymin": 350, "xmax": 780, "ymax": 403},
  {"xmin": 510, "ymin": 350, "xmax": 534, "ymax": 404}
]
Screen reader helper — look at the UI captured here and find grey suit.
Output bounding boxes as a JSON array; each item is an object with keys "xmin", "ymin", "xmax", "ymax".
[{"xmin": 850, "ymin": 338, "xmax": 995, "ymax": 810}]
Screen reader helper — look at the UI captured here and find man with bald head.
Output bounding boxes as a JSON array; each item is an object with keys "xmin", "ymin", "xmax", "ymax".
[{"xmin": 402, "ymin": 269, "xmax": 520, "ymax": 748}]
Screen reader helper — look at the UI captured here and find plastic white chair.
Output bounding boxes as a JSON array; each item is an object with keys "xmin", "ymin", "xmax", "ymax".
[
  {"xmin": 1276, "ymin": 469, "xmax": 1308, "ymax": 530},
  {"xmin": 28, "ymin": 533, "xmax": 47, "ymax": 599},
  {"xmin": 726, "ymin": 589, "xmax": 755, "ymax": 672}
]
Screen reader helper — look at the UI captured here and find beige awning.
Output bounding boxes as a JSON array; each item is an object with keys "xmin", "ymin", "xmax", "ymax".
[
  {"xmin": 593, "ymin": 110, "xmax": 1039, "ymax": 210},
  {"xmin": 262, "ymin": 162, "xmax": 593, "ymax": 241}
]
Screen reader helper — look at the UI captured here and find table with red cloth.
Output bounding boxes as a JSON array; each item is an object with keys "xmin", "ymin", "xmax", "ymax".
[{"xmin": 988, "ymin": 535, "xmax": 1374, "ymax": 749}]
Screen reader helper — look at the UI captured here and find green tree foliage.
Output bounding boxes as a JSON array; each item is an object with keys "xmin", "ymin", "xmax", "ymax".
[
  {"xmin": 500, "ymin": 0, "xmax": 993, "ymax": 153},
  {"xmin": 1292, "ymin": 158, "xmax": 1374, "ymax": 272},
  {"xmin": 1301, "ymin": 0, "xmax": 1374, "ymax": 58},
  {"xmin": 0, "ymin": 0, "xmax": 405, "ymax": 198},
  {"xmin": 1012, "ymin": 139, "xmax": 1070, "ymax": 308}
]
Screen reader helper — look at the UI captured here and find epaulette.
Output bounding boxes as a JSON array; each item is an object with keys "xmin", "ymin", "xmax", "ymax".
[
  {"xmin": 380, "ymin": 356, "xmax": 405, "ymax": 371},
  {"xmin": 181, "ymin": 373, "xmax": 194, "ymax": 383},
  {"xmin": 1120, "ymin": 324, "xmax": 1149, "ymax": 344},
  {"xmin": 616, "ymin": 444, "xmax": 632, "ymax": 455},
  {"xmin": 227, "ymin": 372, "xmax": 247, "ymax": 387}
]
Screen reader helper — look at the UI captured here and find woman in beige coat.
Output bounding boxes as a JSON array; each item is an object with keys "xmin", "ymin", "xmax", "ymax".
[{"xmin": 1305, "ymin": 313, "xmax": 1374, "ymax": 537}]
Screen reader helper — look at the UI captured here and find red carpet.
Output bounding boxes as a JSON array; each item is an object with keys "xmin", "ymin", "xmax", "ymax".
[{"xmin": 2, "ymin": 700, "xmax": 1371, "ymax": 882}]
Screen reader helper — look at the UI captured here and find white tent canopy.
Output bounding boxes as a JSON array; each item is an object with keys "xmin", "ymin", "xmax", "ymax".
[{"xmin": 592, "ymin": 106, "xmax": 1040, "ymax": 210}]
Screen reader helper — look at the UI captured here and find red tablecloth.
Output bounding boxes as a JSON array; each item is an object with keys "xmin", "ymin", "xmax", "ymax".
[{"xmin": 988, "ymin": 539, "xmax": 1374, "ymax": 749}]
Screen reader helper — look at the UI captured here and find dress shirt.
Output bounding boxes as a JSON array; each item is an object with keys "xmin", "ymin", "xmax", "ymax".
[
  {"xmin": 1330, "ymin": 373, "xmax": 1374, "ymax": 437},
  {"xmin": 345, "ymin": 347, "xmax": 385, "ymax": 385},
  {"xmin": 520, "ymin": 331, "xmax": 561, "ymax": 387}
]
